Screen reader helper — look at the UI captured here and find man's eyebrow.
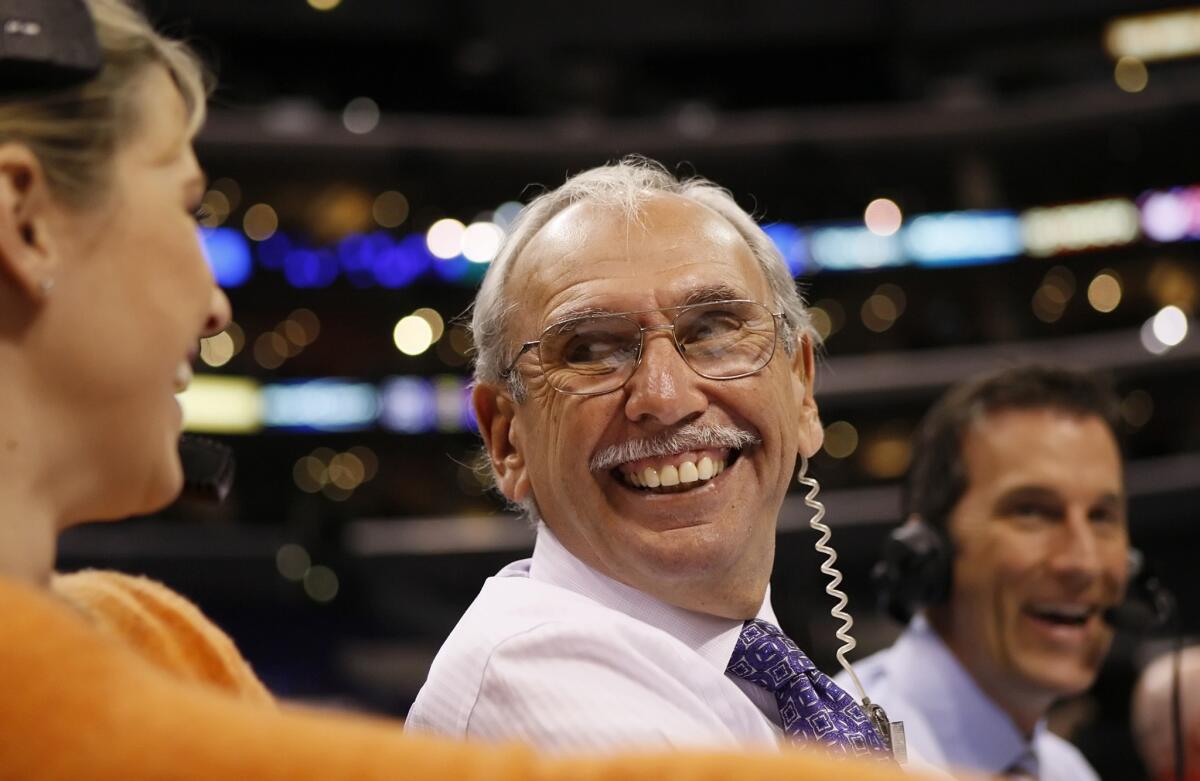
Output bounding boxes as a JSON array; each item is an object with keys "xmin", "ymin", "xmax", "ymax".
[
  {"xmin": 994, "ymin": 485, "xmax": 1125, "ymax": 507},
  {"xmin": 543, "ymin": 285, "xmax": 751, "ymax": 326},
  {"xmin": 682, "ymin": 285, "xmax": 749, "ymax": 306}
]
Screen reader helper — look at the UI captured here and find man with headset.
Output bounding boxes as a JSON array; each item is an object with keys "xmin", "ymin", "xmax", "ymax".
[{"xmin": 844, "ymin": 365, "xmax": 1130, "ymax": 779}]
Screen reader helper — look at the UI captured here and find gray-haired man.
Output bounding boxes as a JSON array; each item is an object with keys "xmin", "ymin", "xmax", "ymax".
[{"xmin": 407, "ymin": 159, "xmax": 889, "ymax": 761}]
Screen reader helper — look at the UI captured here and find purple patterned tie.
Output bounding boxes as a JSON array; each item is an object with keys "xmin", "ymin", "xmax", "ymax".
[{"xmin": 727, "ymin": 619, "xmax": 891, "ymax": 760}]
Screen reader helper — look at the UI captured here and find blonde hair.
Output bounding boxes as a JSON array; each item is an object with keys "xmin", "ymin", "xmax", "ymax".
[{"xmin": 0, "ymin": 0, "xmax": 209, "ymax": 206}]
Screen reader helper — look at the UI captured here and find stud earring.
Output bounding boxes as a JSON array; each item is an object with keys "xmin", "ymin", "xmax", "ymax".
[{"xmin": 39, "ymin": 277, "xmax": 54, "ymax": 294}]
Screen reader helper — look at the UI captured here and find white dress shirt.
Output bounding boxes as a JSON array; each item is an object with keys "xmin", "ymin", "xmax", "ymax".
[
  {"xmin": 835, "ymin": 615, "xmax": 1099, "ymax": 780},
  {"xmin": 406, "ymin": 523, "xmax": 786, "ymax": 753}
]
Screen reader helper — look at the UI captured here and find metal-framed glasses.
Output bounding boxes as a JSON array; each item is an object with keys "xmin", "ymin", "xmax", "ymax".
[{"xmin": 502, "ymin": 299, "xmax": 786, "ymax": 396}]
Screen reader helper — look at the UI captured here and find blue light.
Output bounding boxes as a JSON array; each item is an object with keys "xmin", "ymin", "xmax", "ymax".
[
  {"xmin": 199, "ymin": 227, "xmax": 253, "ymax": 287},
  {"xmin": 763, "ymin": 222, "xmax": 809, "ymax": 276},
  {"xmin": 283, "ymin": 247, "xmax": 339, "ymax": 289},
  {"xmin": 338, "ymin": 232, "xmax": 393, "ymax": 288},
  {"xmin": 374, "ymin": 234, "xmax": 432, "ymax": 288},
  {"xmin": 262, "ymin": 380, "xmax": 380, "ymax": 432},
  {"xmin": 901, "ymin": 211, "xmax": 1023, "ymax": 267},
  {"xmin": 256, "ymin": 231, "xmax": 291, "ymax": 270},
  {"xmin": 808, "ymin": 225, "xmax": 904, "ymax": 271}
]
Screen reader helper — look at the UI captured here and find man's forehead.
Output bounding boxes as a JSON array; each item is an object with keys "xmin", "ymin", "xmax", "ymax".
[
  {"xmin": 511, "ymin": 193, "xmax": 762, "ymax": 307},
  {"xmin": 962, "ymin": 407, "xmax": 1124, "ymax": 490}
]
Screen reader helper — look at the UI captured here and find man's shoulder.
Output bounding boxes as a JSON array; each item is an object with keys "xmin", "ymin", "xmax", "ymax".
[{"xmin": 406, "ymin": 571, "xmax": 725, "ymax": 740}]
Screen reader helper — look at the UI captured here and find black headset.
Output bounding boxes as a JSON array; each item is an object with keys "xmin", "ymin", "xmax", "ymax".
[
  {"xmin": 872, "ymin": 516, "xmax": 1174, "ymax": 631},
  {"xmin": 872, "ymin": 517, "xmax": 952, "ymax": 625}
]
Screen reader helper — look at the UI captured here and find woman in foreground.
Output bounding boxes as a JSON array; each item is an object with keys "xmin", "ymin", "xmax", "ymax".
[{"xmin": 0, "ymin": 2, "xmax": 916, "ymax": 778}]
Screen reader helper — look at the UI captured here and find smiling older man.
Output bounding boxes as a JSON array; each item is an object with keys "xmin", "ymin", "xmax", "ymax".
[{"xmin": 406, "ymin": 159, "xmax": 890, "ymax": 761}]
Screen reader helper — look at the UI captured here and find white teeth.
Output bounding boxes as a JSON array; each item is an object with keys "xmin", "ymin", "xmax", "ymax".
[
  {"xmin": 173, "ymin": 361, "xmax": 193, "ymax": 393},
  {"xmin": 625, "ymin": 457, "xmax": 727, "ymax": 490}
]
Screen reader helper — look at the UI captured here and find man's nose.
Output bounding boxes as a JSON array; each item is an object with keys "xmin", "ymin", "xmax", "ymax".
[
  {"xmin": 622, "ymin": 329, "xmax": 708, "ymax": 426},
  {"xmin": 1048, "ymin": 510, "xmax": 1106, "ymax": 586}
]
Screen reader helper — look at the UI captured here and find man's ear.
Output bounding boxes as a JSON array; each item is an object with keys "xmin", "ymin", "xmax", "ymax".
[
  {"xmin": 790, "ymin": 333, "xmax": 824, "ymax": 458},
  {"xmin": 0, "ymin": 144, "xmax": 58, "ymax": 301},
  {"xmin": 472, "ymin": 382, "xmax": 530, "ymax": 502}
]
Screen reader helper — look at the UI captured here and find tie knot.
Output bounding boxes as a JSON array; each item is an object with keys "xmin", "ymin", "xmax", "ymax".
[{"xmin": 726, "ymin": 619, "xmax": 817, "ymax": 693}]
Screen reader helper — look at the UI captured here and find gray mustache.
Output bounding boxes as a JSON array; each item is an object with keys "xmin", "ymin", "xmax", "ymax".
[{"xmin": 590, "ymin": 422, "xmax": 761, "ymax": 472}]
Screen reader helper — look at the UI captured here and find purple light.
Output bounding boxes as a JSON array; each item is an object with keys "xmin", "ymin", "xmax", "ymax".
[
  {"xmin": 1140, "ymin": 190, "xmax": 1191, "ymax": 242},
  {"xmin": 380, "ymin": 377, "xmax": 437, "ymax": 433}
]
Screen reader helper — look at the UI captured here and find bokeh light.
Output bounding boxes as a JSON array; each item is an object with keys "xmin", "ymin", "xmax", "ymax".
[
  {"xmin": 1114, "ymin": 56, "xmax": 1149, "ymax": 93},
  {"xmin": 462, "ymin": 221, "xmax": 505, "ymax": 263},
  {"xmin": 394, "ymin": 315, "xmax": 435, "ymax": 356},
  {"xmin": 493, "ymin": 200, "xmax": 524, "ymax": 230},
  {"xmin": 303, "ymin": 565, "xmax": 339, "ymax": 603},
  {"xmin": 275, "ymin": 544, "xmax": 311, "ymax": 581},
  {"xmin": 373, "ymin": 190, "xmax": 410, "ymax": 228},
  {"xmin": 342, "ymin": 97, "xmax": 380, "ymax": 134},
  {"xmin": 198, "ymin": 189, "xmax": 230, "ymax": 228},
  {"xmin": 412, "ymin": 307, "xmax": 445, "ymax": 342},
  {"xmin": 426, "ymin": 218, "xmax": 466, "ymax": 259},
  {"xmin": 210, "ymin": 178, "xmax": 241, "ymax": 211},
  {"xmin": 199, "ymin": 330, "xmax": 236, "ymax": 368},
  {"xmin": 860, "ymin": 427, "xmax": 913, "ymax": 479},
  {"xmin": 1120, "ymin": 390, "xmax": 1154, "ymax": 429},
  {"xmin": 243, "ymin": 203, "xmax": 279, "ymax": 241},
  {"xmin": 1087, "ymin": 270, "xmax": 1123, "ymax": 313},
  {"xmin": 1151, "ymin": 305, "xmax": 1189, "ymax": 346},
  {"xmin": 254, "ymin": 331, "xmax": 289, "ymax": 369},
  {"xmin": 1032, "ymin": 265, "xmax": 1075, "ymax": 323},
  {"xmin": 864, "ymin": 198, "xmax": 903, "ymax": 237},
  {"xmin": 823, "ymin": 421, "xmax": 859, "ymax": 459}
]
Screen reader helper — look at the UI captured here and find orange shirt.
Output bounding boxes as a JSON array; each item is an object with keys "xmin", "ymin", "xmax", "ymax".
[{"xmin": 0, "ymin": 572, "xmax": 925, "ymax": 781}]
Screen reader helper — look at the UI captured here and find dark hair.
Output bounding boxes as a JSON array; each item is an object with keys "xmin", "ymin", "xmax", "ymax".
[{"xmin": 902, "ymin": 364, "xmax": 1122, "ymax": 531}]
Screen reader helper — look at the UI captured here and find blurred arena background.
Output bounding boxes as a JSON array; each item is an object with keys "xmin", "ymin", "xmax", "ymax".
[{"xmin": 58, "ymin": 2, "xmax": 1198, "ymax": 777}]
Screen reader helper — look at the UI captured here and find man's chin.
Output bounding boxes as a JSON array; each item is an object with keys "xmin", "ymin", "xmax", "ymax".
[{"xmin": 1015, "ymin": 657, "xmax": 1102, "ymax": 699}]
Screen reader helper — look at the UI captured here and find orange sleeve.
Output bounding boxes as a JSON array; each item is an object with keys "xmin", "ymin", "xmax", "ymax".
[
  {"xmin": 50, "ymin": 569, "xmax": 272, "ymax": 705},
  {"xmin": 0, "ymin": 575, "xmax": 924, "ymax": 781}
]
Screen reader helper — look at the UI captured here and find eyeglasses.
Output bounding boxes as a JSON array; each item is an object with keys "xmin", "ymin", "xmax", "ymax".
[{"xmin": 502, "ymin": 299, "xmax": 786, "ymax": 396}]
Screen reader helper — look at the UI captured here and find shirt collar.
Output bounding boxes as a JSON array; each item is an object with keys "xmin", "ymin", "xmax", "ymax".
[
  {"xmin": 526, "ymin": 522, "xmax": 779, "ymax": 674},
  {"xmin": 888, "ymin": 614, "xmax": 1050, "ymax": 773}
]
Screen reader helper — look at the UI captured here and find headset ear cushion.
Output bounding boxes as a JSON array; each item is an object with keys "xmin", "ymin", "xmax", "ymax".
[{"xmin": 873, "ymin": 521, "xmax": 952, "ymax": 625}]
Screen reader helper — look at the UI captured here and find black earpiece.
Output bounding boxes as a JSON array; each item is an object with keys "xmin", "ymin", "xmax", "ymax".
[{"xmin": 872, "ymin": 518, "xmax": 952, "ymax": 625}]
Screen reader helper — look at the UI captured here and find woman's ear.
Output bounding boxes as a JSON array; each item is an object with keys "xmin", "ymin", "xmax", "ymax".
[
  {"xmin": 472, "ymin": 382, "xmax": 531, "ymax": 502},
  {"xmin": 0, "ymin": 144, "xmax": 58, "ymax": 301}
]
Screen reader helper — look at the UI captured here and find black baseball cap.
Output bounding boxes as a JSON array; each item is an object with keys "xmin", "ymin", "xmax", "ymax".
[{"xmin": 0, "ymin": 0, "xmax": 102, "ymax": 92}]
